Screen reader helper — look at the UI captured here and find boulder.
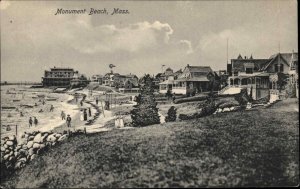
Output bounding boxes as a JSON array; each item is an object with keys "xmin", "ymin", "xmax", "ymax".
[
  {"xmin": 30, "ymin": 154, "xmax": 36, "ymax": 160},
  {"xmin": 28, "ymin": 148, "xmax": 34, "ymax": 156},
  {"xmin": 33, "ymin": 133, "xmax": 43, "ymax": 143},
  {"xmin": 58, "ymin": 135, "xmax": 68, "ymax": 142},
  {"xmin": 223, "ymin": 108, "xmax": 230, "ymax": 112},
  {"xmin": 28, "ymin": 136, "xmax": 35, "ymax": 141},
  {"xmin": 18, "ymin": 157, "xmax": 27, "ymax": 163},
  {"xmin": 6, "ymin": 141, "xmax": 14, "ymax": 146},
  {"xmin": 40, "ymin": 143, "xmax": 46, "ymax": 149},
  {"xmin": 15, "ymin": 161, "xmax": 23, "ymax": 169},
  {"xmin": 3, "ymin": 154, "xmax": 10, "ymax": 160},
  {"xmin": 8, "ymin": 135, "xmax": 16, "ymax": 141},
  {"xmin": 27, "ymin": 141, "xmax": 34, "ymax": 149},
  {"xmin": 32, "ymin": 143, "xmax": 40, "ymax": 149},
  {"xmin": 47, "ymin": 134, "xmax": 57, "ymax": 142}
]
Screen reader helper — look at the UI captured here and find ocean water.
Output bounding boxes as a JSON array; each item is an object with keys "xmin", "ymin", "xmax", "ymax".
[{"xmin": 1, "ymin": 85, "xmax": 78, "ymax": 139}]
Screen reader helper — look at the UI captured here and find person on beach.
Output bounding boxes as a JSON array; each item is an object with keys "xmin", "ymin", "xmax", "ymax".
[
  {"xmin": 50, "ymin": 105, "xmax": 54, "ymax": 112},
  {"xmin": 61, "ymin": 111, "xmax": 66, "ymax": 120},
  {"xmin": 66, "ymin": 115, "xmax": 71, "ymax": 127},
  {"xmin": 29, "ymin": 117, "xmax": 33, "ymax": 127},
  {"xmin": 34, "ymin": 117, "xmax": 38, "ymax": 126},
  {"xmin": 83, "ymin": 109, "xmax": 88, "ymax": 121},
  {"xmin": 172, "ymin": 93, "xmax": 176, "ymax": 103},
  {"xmin": 88, "ymin": 107, "xmax": 92, "ymax": 117}
]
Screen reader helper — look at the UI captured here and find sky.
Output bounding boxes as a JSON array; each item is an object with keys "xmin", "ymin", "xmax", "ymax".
[{"xmin": 1, "ymin": 0, "xmax": 298, "ymax": 82}]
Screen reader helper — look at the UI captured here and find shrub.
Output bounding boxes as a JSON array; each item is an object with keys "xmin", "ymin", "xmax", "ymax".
[
  {"xmin": 165, "ymin": 106, "xmax": 177, "ymax": 122},
  {"xmin": 130, "ymin": 75, "xmax": 160, "ymax": 127},
  {"xmin": 174, "ymin": 95, "xmax": 208, "ymax": 104}
]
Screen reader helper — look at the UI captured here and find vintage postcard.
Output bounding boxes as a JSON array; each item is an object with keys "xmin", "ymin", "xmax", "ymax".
[{"xmin": 0, "ymin": 0, "xmax": 298, "ymax": 188}]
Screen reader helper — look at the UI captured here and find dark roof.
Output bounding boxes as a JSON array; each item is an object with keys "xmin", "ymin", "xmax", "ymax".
[
  {"xmin": 186, "ymin": 66, "xmax": 213, "ymax": 73},
  {"xmin": 262, "ymin": 52, "xmax": 298, "ymax": 71},
  {"xmin": 231, "ymin": 59, "xmax": 269, "ymax": 72}
]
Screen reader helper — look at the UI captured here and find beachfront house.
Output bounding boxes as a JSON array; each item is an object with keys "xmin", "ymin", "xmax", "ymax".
[
  {"xmin": 42, "ymin": 67, "xmax": 89, "ymax": 88},
  {"xmin": 222, "ymin": 51, "xmax": 298, "ymax": 100},
  {"xmin": 159, "ymin": 64, "xmax": 213, "ymax": 96}
]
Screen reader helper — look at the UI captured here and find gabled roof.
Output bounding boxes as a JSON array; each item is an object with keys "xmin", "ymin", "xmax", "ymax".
[
  {"xmin": 185, "ymin": 66, "xmax": 213, "ymax": 73},
  {"xmin": 231, "ymin": 59, "xmax": 269, "ymax": 72},
  {"xmin": 262, "ymin": 52, "xmax": 298, "ymax": 71}
]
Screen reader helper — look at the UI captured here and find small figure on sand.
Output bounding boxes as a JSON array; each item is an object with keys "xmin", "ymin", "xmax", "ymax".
[
  {"xmin": 61, "ymin": 111, "xmax": 66, "ymax": 120},
  {"xmin": 88, "ymin": 107, "xmax": 92, "ymax": 117},
  {"xmin": 34, "ymin": 117, "xmax": 38, "ymax": 126},
  {"xmin": 38, "ymin": 109, "xmax": 43, "ymax": 113},
  {"xmin": 83, "ymin": 109, "xmax": 88, "ymax": 121},
  {"xmin": 50, "ymin": 105, "xmax": 54, "ymax": 112},
  {"xmin": 66, "ymin": 115, "xmax": 71, "ymax": 127},
  {"xmin": 29, "ymin": 117, "xmax": 33, "ymax": 127},
  {"xmin": 172, "ymin": 93, "xmax": 176, "ymax": 103}
]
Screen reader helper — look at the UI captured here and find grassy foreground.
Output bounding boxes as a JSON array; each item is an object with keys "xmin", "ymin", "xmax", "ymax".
[{"xmin": 1, "ymin": 99, "xmax": 299, "ymax": 188}]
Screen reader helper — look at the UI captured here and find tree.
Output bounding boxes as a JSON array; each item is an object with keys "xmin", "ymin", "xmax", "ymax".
[{"xmin": 131, "ymin": 74, "xmax": 160, "ymax": 127}]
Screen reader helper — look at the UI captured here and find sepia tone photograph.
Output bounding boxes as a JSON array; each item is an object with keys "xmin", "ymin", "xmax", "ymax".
[{"xmin": 0, "ymin": 0, "xmax": 298, "ymax": 188}]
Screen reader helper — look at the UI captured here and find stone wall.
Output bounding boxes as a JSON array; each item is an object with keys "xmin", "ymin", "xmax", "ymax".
[{"xmin": 1, "ymin": 131, "xmax": 69, "ymax": 177}]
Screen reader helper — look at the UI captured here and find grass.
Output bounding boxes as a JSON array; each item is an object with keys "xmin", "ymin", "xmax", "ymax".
[{"xmin": 1, "ymin": 99, "xmax": 299, "ymax": 188}]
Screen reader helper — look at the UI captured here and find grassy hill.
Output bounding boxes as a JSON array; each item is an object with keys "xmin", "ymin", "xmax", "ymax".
[{"xmin": 1, "ymin": 99, "xmax": 299, "ymax": 188}]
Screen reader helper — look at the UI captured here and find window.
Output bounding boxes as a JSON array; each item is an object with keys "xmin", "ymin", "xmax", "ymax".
[
  {"xmin": 245, "ymin": 68, "xmax": 253, "ymax": 74},
  {"xmin": 275, "ymin": 64, "xmax": 284, "ymax": 72}
]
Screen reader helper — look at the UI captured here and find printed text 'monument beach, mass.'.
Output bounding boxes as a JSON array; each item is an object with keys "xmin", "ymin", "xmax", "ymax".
[{"xmin": 54, "ymin": 8, "xmax": 130, "ymax": 16}]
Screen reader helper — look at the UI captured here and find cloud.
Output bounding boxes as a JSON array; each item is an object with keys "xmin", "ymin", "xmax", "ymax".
[
  {"xmin": 180, "ymin": 40, "xmax": 194, "ymax": 54},
  {"xmin": 0, "ymin": 1, "xmax": 10, "ymax": 10},
  {"xmin": 66, "ymin": 19, "xmax": 175, "ymax": 54}
]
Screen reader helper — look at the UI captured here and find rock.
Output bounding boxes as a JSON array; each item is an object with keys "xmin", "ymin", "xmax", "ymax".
[
  {"xmin": 22, "ymin": 145, "xmax": 28, "ymax": 150},
  {"xmin": 28, "ymin": 148, "xmax": 34, "ymax": 156},
  {"xmin": 32, "ymin": 143, "xmax": 40, "ymax": 149},
  {"xmin": 4, "ymin": 154, "xmax": 10, "ymax": 160},
  {"xmin": 18, "ymin": 157, "xmax": 27, "ymax": 163},
  {"xmin": 9, "ymin": 155, "xmax": 15, "ymax": 161},
  {"xmin": 223, "ymin": 108, "xmax": 230, "ymax": 112},
  {"xmin": 16, "ymin": 145, "xmax": 22, "ymax": 150},
  {"xmin": 30, "ymin": 154, "xmax": 36, "ymax": 160},
  {"xmin": 40, "ymin": 144, "xmax": 46, "ymax": 149},
  {"xmin": 6, "ymin": 141, "xmax": 14, "ymax": 146},
  {"xmin": 55, "ymin": 133, "xmax": 62, "ymax": 138},
  {"xmin": 28, "ymin": 136, "xmax": 35, "ymax": 141},
  {"xmin": 15, "ymin": 161, "xmax": 22, "ymax": 169},
  {"xmin": 8, "ymin": 135, "xmax": 16, "ymax": 141},
  {"xmin": 47, "ymin": 134, "xmax": 57, "ymax": 142},
  {"xmin": 33, "ymin": 133, "xmax": 43, "ymax": 143},
  {"xmin": 27, "ymin": 141, "xmax": 34, "ymax": 148},
  {"xmin": 58, "ymin": 135, "xmax": 68, "ymax": 142}
]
